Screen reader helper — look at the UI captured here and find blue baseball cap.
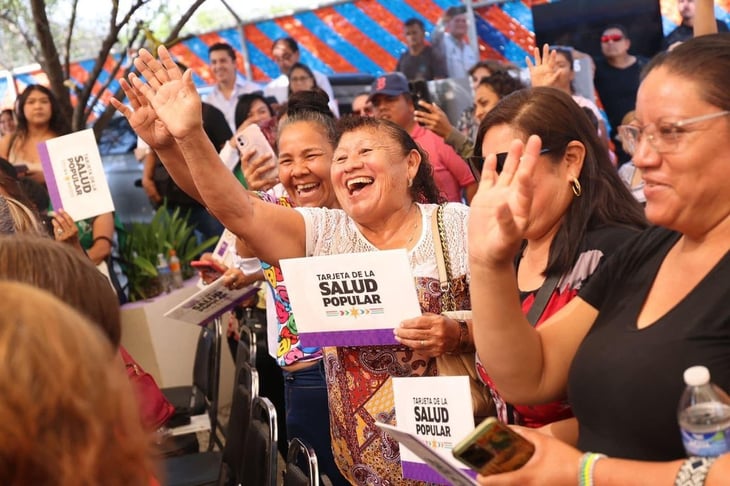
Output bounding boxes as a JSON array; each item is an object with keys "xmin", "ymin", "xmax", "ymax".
[{"xmin": 368, "ymin": 72, "xmax": 409, "ymax": 101}]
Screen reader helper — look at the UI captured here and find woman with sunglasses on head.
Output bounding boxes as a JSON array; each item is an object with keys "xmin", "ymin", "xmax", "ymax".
[
  {"xmin": 471, "ymin": 86, "xmax": 646, "ymax": 437},
  {"xmin": 470, "ymin": 34, "xmax": 730, "ymax": 485}
]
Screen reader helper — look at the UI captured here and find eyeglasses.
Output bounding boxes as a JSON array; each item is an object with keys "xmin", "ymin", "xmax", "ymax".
[
  {"xmin": 290, "ymin": 76, "xmax": 313, "ymax": 83},
  {"xmin": 468, "ymin": 148, "xmax": 553, "ymax": 178},
  {"xmin": 617, "ymin": 111, "xmax": 730, "ymax": 156},
  {"xmin": 601, "ymin": 34, "xmax": 624, "ymax": 43}
]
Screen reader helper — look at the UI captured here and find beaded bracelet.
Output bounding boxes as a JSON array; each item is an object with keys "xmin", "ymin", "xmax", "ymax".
[
  {"xmin": 674, "ymin": 456, "xmax": 717, "ymax": 486},
  {"xmin": 578, "ymin": 452, "xmax": 606, "ymax": 486}
]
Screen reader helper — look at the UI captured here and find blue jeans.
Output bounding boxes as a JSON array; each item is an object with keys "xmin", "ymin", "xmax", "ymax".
[{"xmin": 283, "ymin": 360, "xmax": 348, "ymax": 486}]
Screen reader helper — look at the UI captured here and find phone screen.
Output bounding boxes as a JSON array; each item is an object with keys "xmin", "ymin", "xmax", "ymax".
[
  {"xmin": 411, "ymin": 80, "xmax": 432, "ymax": 112},
  {"xmin": 452, "ymin": 417, "xmax": 535, "ymax": 476}
]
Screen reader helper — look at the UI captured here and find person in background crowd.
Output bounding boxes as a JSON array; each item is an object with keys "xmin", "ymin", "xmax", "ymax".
[
  {"xmin": 202, "ymin": 42, "xmax": 261, "ymax": 132},
  {"xmin": 414, "ymin": 71, "xmax": 524, "ymax": 161},
  {"xmin": 396, "ymin": 17, "xmax": 447, "ymax": 81},
  {"xmin": 470, "ymin": 34, "xmax": 730, "ymax": 485},
  {"xmin": 0, "ymin": 281, "xmax": 158, "ymax": 486},
  {"xmin": 616, "ymin": 110, "xmax": 646, "ymax": 205},
  {"xmin": 0, "ymin": 84, "xmax": 70, "ymax": 184},
  {"xmin": 0, "ymin": 108, "xmax": 16, "ymax": 137},
  {"xmin": 433, "ymin": 5, "xmax": 478, "ymax": 80},
  {"xmin": 664, "ymin": 0, "xmax": 728, "ymax": 49},
  {"xmin": 528, "ymin": 44, "xmax": 612, "ymax": 156},
  {"xmin": 350, "ymin": 92, "xmax": 372, "ymax": 117},
  {"xmin": 264, "ymin": 37, "xmax": 339, "ymax": 117},
  {"xmin": 287, "ymin": 62, "xmax": 317, "ymax": 95},
  {"xmin": 369, "ymin": 72, "xmax": 477, "ymax": 203},
  {"xmin": 456, "ymin": 60, "xmax": 513, "ymax": 144},
  {"xmin": 217, "ymin": 92, "xmax": 277, "ymax": 189},
  {"xmin": 140, "ymin": 100, "xmax": 231, "ymax": 244},
  {"xmin": 593, "ymin": 25, "xmax": 647, "ymax": 165}
]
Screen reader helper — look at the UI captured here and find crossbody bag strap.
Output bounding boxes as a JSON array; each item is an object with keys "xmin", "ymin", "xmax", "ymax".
[
  {"xmin": 431, "ymin": 204, "xmax": 456, "ymax": 312},
  {"xmin": 525, "ymin": 274, "xmax": 560, "ymax": 326}
]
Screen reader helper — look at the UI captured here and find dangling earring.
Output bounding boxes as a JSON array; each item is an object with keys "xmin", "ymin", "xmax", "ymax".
[
  {"xmin": 571, "ymin": 177, "xmax": 582, "ymax": 197},
  {"xmin": 407, "ymin": 178, "xmax": 413, "ymax": 188}
]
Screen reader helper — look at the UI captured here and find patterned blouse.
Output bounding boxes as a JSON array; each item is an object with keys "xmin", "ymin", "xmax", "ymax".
[{"xmin": 297, "ymin": 203, "xmax": 470, "ymax": 485}]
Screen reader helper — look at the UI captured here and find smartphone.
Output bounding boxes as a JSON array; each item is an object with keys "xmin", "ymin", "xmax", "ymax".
[
  {"xmin": 410, "ymin": 80, "xmax": 432, "ymax": 113},
  {"xmin": 236, "ymin": 123, "xmax": 278, "ymax": 182},
  {"xmin": 191, "ymin": 259, "xmax": 226, "ymax": 273},
  {"xmin": 452, "ymin": 417, "xmax": 535, "ymax": 476}
]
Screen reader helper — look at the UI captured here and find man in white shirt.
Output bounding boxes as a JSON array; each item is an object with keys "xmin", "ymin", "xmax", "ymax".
[
  {"xmin": 435, "ymin": 6, "xmax": 477, "ymax": 80},
  {"xmin": 202, "ymin": 42, "xmax": 261, "ymax": 132},
  {"xmin": 263, "ymin": 37, "xmax": 339, "ymax": 116}
]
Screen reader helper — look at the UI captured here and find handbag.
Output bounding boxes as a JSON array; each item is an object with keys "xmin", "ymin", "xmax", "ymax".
[
  {"xmin": 431, "ymin": 205, "xmax": 495, "ymax": 423},
  {"xmin": 120, "ymin": 346, "xmax": 175, "ymax": 431}
]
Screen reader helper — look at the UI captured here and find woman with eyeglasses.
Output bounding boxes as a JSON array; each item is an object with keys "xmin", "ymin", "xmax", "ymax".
[
  {"xmin": 471, "ymin": 86, "xmax": 646, "ymax": 436},
  {"xmin": 287, "ymin": 62, "xmax": 340, "ymax": 117},
  {"xmin": 470, "ymin": 34, "xmax": 730, "ymax": 485}
]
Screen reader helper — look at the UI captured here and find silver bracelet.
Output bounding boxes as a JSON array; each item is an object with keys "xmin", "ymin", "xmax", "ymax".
[{"xmin": 674, "ymin": 456, "xmax": 717, "ymax": 486}]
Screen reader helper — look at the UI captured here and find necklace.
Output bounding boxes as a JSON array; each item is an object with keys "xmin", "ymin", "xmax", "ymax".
[{"xmin": 405, "ymin": 204, "xmax": 420, "ymax": 247}]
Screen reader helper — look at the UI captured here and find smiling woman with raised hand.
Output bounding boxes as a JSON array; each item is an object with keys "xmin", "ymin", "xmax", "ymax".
[
  {"xmin": 469, "ymin": 34, "xmax": 730, "ymax": 486},
  {"xmin": 120, "ymin": 46, "xmax": 479, "ymax": 484}
]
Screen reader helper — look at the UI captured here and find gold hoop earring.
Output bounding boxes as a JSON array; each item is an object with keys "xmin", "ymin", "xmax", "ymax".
[{"xmin": 571, "ymin": 178, "xmax": 582, "ymax": 197}]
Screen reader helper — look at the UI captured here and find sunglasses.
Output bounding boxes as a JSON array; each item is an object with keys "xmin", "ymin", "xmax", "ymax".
[
  {"xmin": 468, "ymin": 148, "xmax": 553, "ymax": 178},
  {"xmin": 601, "ymin": 34, "xmax": 624, "ymax": 43}
]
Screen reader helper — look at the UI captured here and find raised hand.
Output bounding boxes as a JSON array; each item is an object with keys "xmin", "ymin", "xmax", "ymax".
[
  {"xmin": 468, "ymin": 135, "xmax": 543, "ymax": 268},
  {"xmin": 526, "ymin": 44, "xmax": 560, "ymax": 88},
  {"xmin": 111, "ymin": 78, "xmax": 174, "ymax": 151},
  {"xmin": 130, "ymin": 46, "xmax": 202, "ymax": 139}
]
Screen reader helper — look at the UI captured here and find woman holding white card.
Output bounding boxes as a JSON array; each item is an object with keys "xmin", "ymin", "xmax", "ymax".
[{"xmin": 115, "ymin": 45, "xmax": 477, "ymax": 484}]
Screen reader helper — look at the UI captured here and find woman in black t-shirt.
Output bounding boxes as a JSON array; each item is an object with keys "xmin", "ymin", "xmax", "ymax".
[{"xmin": 469, "ymin": 34, "xmax": 730, "ymax": 485}]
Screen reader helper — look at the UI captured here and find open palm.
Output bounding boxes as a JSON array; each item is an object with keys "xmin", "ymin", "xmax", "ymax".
[
  {"xmin": 131, "ymin": 46, "xmax": 203, "ymax": 140},
  {"xmin": 111, "ymin": 78, "xmax": 174, "ymax": 150}
]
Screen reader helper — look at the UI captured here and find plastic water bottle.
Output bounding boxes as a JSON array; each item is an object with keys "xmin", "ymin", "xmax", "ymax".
[
  {"xmin": 678, "ymin": 365, "xmax": 730, "ymax": 456},
  {"xmin": 168, "ymin": 249, "xmax": 183, "ymax": 289},
  {"xmin": 156, "ymin": 253, "xmax": 171, "ymax": 294}
]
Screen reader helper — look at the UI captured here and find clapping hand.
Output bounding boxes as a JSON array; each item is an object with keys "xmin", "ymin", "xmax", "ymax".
[{"xmin": 468, "ymin": 135, "xmax": 542, "ymax": 268}]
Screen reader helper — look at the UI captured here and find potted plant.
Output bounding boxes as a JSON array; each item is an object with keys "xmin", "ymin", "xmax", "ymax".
[{"xmin": 119, "ymin": 204, "xmax": 218, "ymax": 301}]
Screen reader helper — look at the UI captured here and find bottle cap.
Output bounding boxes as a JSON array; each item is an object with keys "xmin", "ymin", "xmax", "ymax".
[{"xmin": 684, "ymin": 365, "xmax": 710, "ymax": 386}]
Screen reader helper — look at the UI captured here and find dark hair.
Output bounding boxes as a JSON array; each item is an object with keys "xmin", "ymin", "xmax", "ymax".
[
  {"xmin": 552, "ymin": 46, "xmax": 574, "ymax": 70},
  {"xmin": 208, "ymin": 42, "xmax": 236, "ymax": 61},
  {"xmin": 234, "ymin": 93, "xmax": 274, "ymax": 128},
  {"xmin": 404, "ymin": 18, "xmax": 425, "ymax": 30},
  {"xmin": 334, "ymin": 115, "xmax": 441, "ymax": 204},
  {"xmin": 445, "ymin": 5, "xmax": 467, "ymax": 18},
  {"xmin": 477, "ymin": 71, "xmax": 525, "ymax": 99},
  {"xmin": 602, "ymin": 24, "xmax": 629, "ymax": 39},
  {"xmin": 474, "ymin": 87, "xmax": 646, "ymax": 276},
  {"xmin": 0, "ymin": 108, "xmax": 13, "ymax": 119},
  {"xmin": 641, "ymin": 33, "xmax": 730, "ymax": 111},
  {"xmin": 278, "ymin": 89, "xmax": 337, "ymax": 149},
  {"xmin": 468, "ymin": 60, "xmax": 509, "ymax": 78},
  {"xmin": 15, "ymin": 85, "xmax": 70, "ymax": 137},
  {"xmin": 0, "ymin": 197, "xmax": 13, "ymax": 235},
  {"xmin": 287, "ymin": 63, "xmax": 318, "ymax": 96},
  {"xmin": 272, "ymin": 37, "xmax": 299, "ymax": 54}
]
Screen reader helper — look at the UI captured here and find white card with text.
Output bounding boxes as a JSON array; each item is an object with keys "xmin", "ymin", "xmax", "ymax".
[
  {"xmin": 38, "ymin": 128, "xmax": 115, "ymax": 221},
  {"xmin": 392, "ymin": 376, "xmax": 476, "ymax": 484},
  {"xmin": 279, "ymin": 249, "xmax": 421, "ymax": 347}
]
